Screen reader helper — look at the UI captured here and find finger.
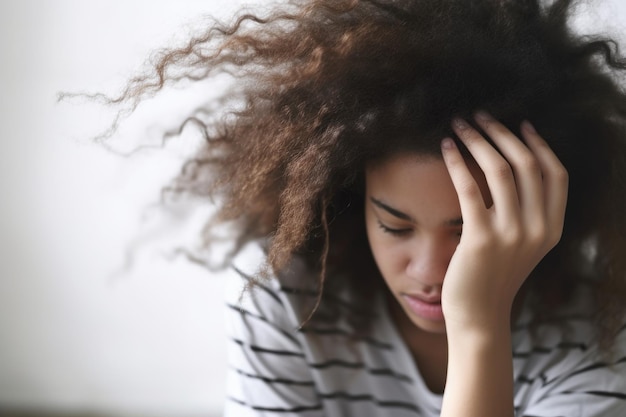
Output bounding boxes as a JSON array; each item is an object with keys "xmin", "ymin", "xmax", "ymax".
[
  {"xmin": 473, "ymin": 111, "xmax": 545, "ymax": 223},
  {"xmin": 520, "ymin": 121, "xmax": 569, "ymax": 245},
  {"xmin": 451, "ymin": 118, "xmax": 520, "ymax": 218},
  {"xmin": 441, "ymin": 138, "xmax": 489, "ymax": 225}
]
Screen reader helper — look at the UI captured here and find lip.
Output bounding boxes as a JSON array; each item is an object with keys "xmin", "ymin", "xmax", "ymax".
[{"xmin": 402, "ymin": 294, "xmax": 444, "ymax": 321}]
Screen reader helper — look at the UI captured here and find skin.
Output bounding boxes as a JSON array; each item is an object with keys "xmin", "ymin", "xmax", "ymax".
[{"xmin": 365, "ymin": 112, "xmax": 568, "ymax": 416}]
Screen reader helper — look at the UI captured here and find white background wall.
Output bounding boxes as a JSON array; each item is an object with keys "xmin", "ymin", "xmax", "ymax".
[
  {"xmin": 0, "ymin": 1, "xmax": 263, "ymax": 416},
  {"xmin": 0, "ymin": 1, "xmax": 624, "ymax": 417}
]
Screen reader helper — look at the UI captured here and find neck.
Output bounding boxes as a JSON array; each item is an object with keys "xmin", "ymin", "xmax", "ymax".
[{"xmin": 386, "ymin": 288, "xmax": 529, "ymax": 394}]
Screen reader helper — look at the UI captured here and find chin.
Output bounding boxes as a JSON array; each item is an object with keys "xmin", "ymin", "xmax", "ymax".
[
  {"xmin": 408, "ymin": 315, "xmax": 447, "ymax": 335},
  {"xmin": 393, "ymin": 297, "xmax": 448, "ymax": 335}
]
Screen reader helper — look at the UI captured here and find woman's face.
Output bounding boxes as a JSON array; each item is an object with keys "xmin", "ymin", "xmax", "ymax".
[{"xmin": 364, "ymin": 153, "xmax": 488, "ymax": 334}]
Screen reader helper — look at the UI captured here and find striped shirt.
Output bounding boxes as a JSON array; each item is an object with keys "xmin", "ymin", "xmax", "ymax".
[{"xmin": 224, "ymin": 243, "xmax": 626, "ymax": 417}]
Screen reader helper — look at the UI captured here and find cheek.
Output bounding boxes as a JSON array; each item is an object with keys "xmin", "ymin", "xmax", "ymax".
[
  {"xmin": 365, "ymin": 213, "xmax": 404, "ymax": 275},
  {"xmin": 365, "ymin": 211, "xmax": 384, "ymax": 262},
  {"xmin": 369, "ymin": 240, "xmax": 399, "ymax": 283}
]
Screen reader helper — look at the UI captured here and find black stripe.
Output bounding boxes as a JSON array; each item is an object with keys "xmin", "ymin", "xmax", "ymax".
[
  {"xmin": 550, "ymin": 355, "xmax": 626, "ymax": 385},
  {"xmin": 560, "ymin": 390, "xmax": 626, "ymax": 400},
  {"xmin": 309, "ymin": 359, "xmax": 365, "ymax": 369},
  {"xmin": 232, "ymin": 338, "xmax": 305, "ymax": 357},
  {"xmin": 529, "ymin": 355, "xmax": 626, "ymax": 387},
  {"xmin": 298, "ymin": 326, "xmax": 393, "ymax": 349},
  {"xmin": 279, "ymin": 285, "xmax": 319, "ymax": 297},
  {"xmin": 231, "ymin": 367, "xmax": 314, "ymax": 386},
  {"xmin": 320, "ymin": 392, "xmax": 375, "ymax": 401},
  {"xmin": 516, "ymin": 404, "xmax": 569, "ymax": 416},
  {"xmin": 229, "ymin": 396, "xmax": 323, "ymax": 413},
  {"xmin": 280, "ymin": 285, "xmax": 377, "ymax": 318},
  {"xmin": 226, "ymin": 303, "xmax": 302, "ymax": 347},
  {"xmin": 369, "ymin": 367, "xmax": 414, "ymax": 383},
  {"xmin": 233, "ymin": 266, "xmax": 284, "ymax": 306},
  {"xmin": 308, "ymin": 360, "xmax": 413, "ymax": 383},
  {"xmin": 378, "ymin": 400, "xmax": 423, "ymax": 413},
  {"xmin": 515, "ymin": 375, "xmax": 536, "ymax": 385},
  {"xmin": 513, "ymin": 342, "xmax": 588, "ymax": 358},
  {"xmin": 513, "ymin": 314, "xmax": 592, "ymax": 331},
  {"xmin": 518, "ymin": 354, "xmax": 626, "ymax": 387},
  {"xmin": 518, "ymin": 372, "xmax": 550, "ymax": 387},
  {"xmin": 521, "ymin": 415, "xmax": 566, "ymax": 417},
  {"xmin": 318, "ymin": 391, "xmax": 421, "ymax": 413},
  {"xmin": 513, "ymin": 346, "xmax": 551, "ymax": 358}
]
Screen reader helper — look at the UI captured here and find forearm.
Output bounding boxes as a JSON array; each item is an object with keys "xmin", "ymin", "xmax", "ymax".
[
  {"xmin": 441, "ymin": 321, "xmax": 514, "ymax": 417},
  {"xmin": 434, "ymin": 113, "xmax": 568, "ymax": 417}
]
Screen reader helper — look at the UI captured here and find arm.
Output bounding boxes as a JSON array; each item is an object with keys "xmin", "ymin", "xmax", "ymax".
[
  {"xmin": 521, "ymin": 320, "xmax": 626, "ymax": 417},
  {"xmin": 439, "ymin": 112, "xmax": 568, "ymax": 417}
]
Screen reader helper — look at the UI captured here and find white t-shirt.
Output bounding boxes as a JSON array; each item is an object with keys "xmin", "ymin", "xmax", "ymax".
[{"xmin": 224, "ymin": 244, "xmax": 626, "ymax": 417}]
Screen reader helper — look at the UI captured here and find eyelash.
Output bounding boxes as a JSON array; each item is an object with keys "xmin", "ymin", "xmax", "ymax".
[
  {"xmin": 377, "ymin": 221, "xmax": 463, "ymax": 238},
  {"xmin": 377, "ymin": 221, "xmax": 412, "ymax": 236}
]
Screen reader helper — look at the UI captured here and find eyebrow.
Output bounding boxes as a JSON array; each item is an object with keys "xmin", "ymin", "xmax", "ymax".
[
  {"xmin": 370, "ymin": 197, "xmax": 463, "ymax": 226},
  {"xmin": 370, "ymin": 197, "xmax": 414, "ymax": 222}
]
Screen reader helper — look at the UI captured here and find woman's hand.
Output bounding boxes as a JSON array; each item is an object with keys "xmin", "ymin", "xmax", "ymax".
[
  {"xmin": 439, "ymin": 112, "xmax": 568, "ymax": 417},
  {"xmin": 440, "ymin": 112, "xmax": 568, "ymax": 333}
]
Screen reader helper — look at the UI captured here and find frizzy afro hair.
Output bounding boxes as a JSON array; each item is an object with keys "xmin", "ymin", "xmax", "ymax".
[{"xmin": 101, "ymin": 0, "xmax": 626, "ymax": 346}]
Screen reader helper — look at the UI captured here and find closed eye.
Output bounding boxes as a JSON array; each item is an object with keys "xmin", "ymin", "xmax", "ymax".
[{"xmin": 377, "ymin": 221, "xmax": 412, "ymax": 236}]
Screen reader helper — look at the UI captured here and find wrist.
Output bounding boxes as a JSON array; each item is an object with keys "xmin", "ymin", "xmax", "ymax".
[
  {"xmin": 443, "ymin": 301, "xmax": 512, "ymax": 337},
  {"xmin": 446, "ymin": 321, "xmax": 512, "ymax": 355},
  {"xmin": 442, "ymin": 320, "xmax": 514, "ymax": 417}
]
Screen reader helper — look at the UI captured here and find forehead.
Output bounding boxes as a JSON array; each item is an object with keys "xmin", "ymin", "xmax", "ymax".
[
  {"xmin": 365, "ymin": 153, "xmax": 490, "ymax": 216},
  {"xmin": 366, "ymin": 150, "xmax": 487, "ymax": 185},
  {"xmin": 365, "ymin": 154, "xmax": 460, "ymax": 218},
  {"xmin": 365, "ymin": 153, "xmax": 449, "ymax": 188}
]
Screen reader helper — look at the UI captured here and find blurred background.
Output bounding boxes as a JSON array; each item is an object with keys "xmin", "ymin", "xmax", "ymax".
[
  {"xmin": 0, "ymin": 1, "xmax": 263, "ymax": 416},
  {"xmin": 0, "ymin": 1, "xmax": 624, "ymax": 417}
]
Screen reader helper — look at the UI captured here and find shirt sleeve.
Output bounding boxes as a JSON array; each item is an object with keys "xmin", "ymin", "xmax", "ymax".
[
  {"xmin": 223, "ymin": 266, "xmax": 325, "ymax": 417},
  {"xmin": 517, "ymin": 328, "xmax": 626, "ymax": 417}
]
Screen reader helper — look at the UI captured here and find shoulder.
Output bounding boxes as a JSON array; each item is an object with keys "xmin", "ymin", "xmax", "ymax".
[
  {"xmin": 512, "ymin": 287, "xmax": 626, "ymax": 417},
  {"xmin": 224, "ymin": 242, "xmax": 324, "ymax": 416},
  {"xmin": 225, "ymin": 241, "xmax": 321, "ymax": 330},
  {"xmin": 225, "ymin": 241, "xmax": 304, "ymax": 344},
  {"xmin": 226, "ymin": 241, "xmax": 372, "ymax": 330},
  {"xmin": 223, "ymin": 242, "xmax": 428, "ymax": 416}
]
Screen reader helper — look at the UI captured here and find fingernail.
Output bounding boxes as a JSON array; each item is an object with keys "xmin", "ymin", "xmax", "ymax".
[
  {"xmin": 453, "ymin": 118, "xmax": 469, "ymax": 130},
  {"xmin": 441, "ymin": 138, "xmax": 455, "ymax": 150},
  {"xmin": 522, "ymin": 120, "xmax": 536, "ymax": 134},
  {"xmin": 475, "ymin": 110, "xmax": 491, "ymax": 121}
]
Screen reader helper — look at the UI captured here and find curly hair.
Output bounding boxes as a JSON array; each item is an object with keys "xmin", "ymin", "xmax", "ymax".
[{"xmin": 103, "ymin": 0, "xmax": 626, "ymax": 347}]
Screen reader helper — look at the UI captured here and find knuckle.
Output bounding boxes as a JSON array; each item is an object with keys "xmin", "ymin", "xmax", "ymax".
[
  {"xmin": 553, "ymin": 165, "xmax": 569, "ymax": 184},
  {"xmin": 529, "ymin": 220, "xmax": 562, "ymax": 250},
  {"xmin": 461, "ymin": 131, "xmax": 481, "ymax": 147},
  {"xmin": 489, "ymin": 162, "xmax": 513, "ymax": 180},
  {"xmin": 456, "ymin": 179, "xmax": 482, "ymax": 199},
  {"xmin": 446, "ymin": 153, "xmax": 466, "ymax": 168},
  {"xmin": 490, "ymin": 124, "xmax": 509, "ymax": 139},
  {"xmin": 477, "ymin": 114, "xmax": 503, "ymax": 134},
  {"xmin": 503, "ymin": 226, "xmax": 523, "ymax": 246},
  {"xmin": 525, "ymin": 219, "xmax": 543, "ymax": 237},
  {"xmin": 546, "ymin": 227, "xmax": 564, "ymax": 248},
  {"xmin": 528, "ymin": 226, "xmax": 547, "ymax": 247},
  {"xmin": 471, "ymin": 231, "xmax": 494, "ymax": 251},
  {"xmin": 518, "ymin": 154, "xmax": 541, "ymax": 173},
  {"xmin": 479, "ymin": 116, "xmax": 495, "ymax": 131},
  {"xmin": 498, "ymin": 221, "xmax": 522, "ymax": 245}
]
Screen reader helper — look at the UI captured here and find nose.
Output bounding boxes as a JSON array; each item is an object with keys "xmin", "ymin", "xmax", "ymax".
[{"xmin": 405, "ymin": 236, "xmax": 453, "ymax": 288}]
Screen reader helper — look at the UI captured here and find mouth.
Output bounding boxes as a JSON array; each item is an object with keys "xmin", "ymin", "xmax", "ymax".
[
  {"xmin": 402, "ymin": 293, "xmax": 444, "ymax": 321},
  {"xmin": 406, "ymin": 293, "xmax": 441, "ymax": 304}
]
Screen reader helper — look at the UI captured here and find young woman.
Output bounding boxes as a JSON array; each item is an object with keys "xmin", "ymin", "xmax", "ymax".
[{"xmin": 109, "ymin": 0, "xmax": 626, "ymax": 415}]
